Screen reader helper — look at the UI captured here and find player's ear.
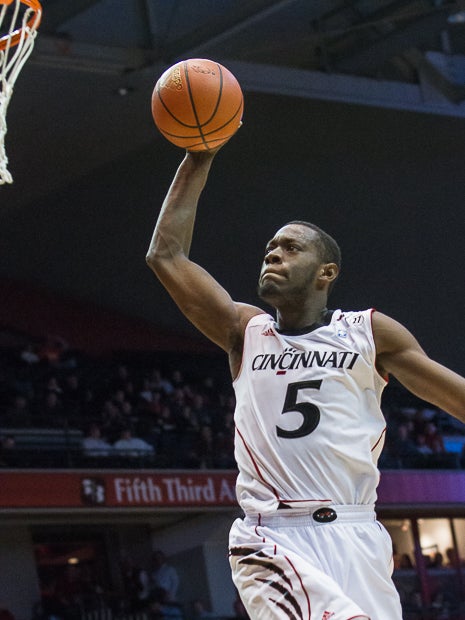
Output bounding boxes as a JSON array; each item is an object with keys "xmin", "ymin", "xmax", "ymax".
[{"xmin": 317, "ymin": 263, "xmax": 339, "ymax": 287}]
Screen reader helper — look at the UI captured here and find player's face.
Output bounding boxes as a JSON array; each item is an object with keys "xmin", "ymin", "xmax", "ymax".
[{"xmin": 257, "ymin": 224, "xmax": 323, "ymax": 305}]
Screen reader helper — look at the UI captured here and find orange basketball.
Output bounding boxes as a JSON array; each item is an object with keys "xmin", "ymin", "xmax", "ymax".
[{"xmin": 151, "ymin": 58, "xmax": 243, "ymax": 152}]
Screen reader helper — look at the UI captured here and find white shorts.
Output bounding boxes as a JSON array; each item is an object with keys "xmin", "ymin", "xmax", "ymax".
[{"xmin": 228, "ymin": 505, "xmax": 403, "ymax": 620}]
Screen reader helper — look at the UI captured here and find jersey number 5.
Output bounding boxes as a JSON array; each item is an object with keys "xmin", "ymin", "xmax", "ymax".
[{"xmin": 276, "ymin": 380, "xmax": 322, "ymax": 439}]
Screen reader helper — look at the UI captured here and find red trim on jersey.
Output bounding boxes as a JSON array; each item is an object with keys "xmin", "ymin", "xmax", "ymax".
[
  {"xmin": 285, "ymin": 555, "xmax": 311, "ymax": 619},
  {"xmin": 236, "ymin": 426, "xmax": 281, "ymax": 501},
  {"xmin": 371, "ymin": 427, "xmax": 386, "ymax": 452},
  {"xmin": 369, "ymin": 308, "xmax": 389, "ymax": 383},
  {"xmin": 236, "ymin": 427, "xmax": 332, "ymax": 506}
]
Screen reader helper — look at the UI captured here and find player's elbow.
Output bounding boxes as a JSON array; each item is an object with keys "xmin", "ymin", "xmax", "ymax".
[
  {"xmin": 145, "ymin": 245, "xmax": 184, "ymax": 283},
  {"xmin": 146, "ymin": 234, "xmax": 171, "ymax": 266},
  {"xmin": 145, "ymin": 248, "xmax": 157, "ymax": 268},
  {"xmin": 145, "ymin": 248, "xmax": 167, "ymax": 276}
]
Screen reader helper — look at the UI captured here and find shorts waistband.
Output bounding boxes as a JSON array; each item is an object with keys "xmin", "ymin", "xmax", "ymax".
[{"xmin": 244, "ymin": 504, "xmax": 376, "ymax": 527}]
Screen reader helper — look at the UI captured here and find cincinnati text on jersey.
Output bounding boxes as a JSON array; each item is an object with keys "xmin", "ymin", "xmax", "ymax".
[{"xmin": 251, "ymin": 348, "xmax": 360, "ymax": 372}]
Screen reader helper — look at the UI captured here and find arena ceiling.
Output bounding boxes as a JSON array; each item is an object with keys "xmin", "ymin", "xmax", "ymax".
[{"xmin": 2, "ymin": 0, "xmax": 465, "ymax": 371}]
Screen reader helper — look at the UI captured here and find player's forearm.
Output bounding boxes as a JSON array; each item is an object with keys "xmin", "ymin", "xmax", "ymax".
[
  {"xmin": 146, "ymin": 151, "xmax": 215, "ymax": 265},
  {"xmin": 389, "ymin": 352, "xmax": 465, "ymax": 424}
]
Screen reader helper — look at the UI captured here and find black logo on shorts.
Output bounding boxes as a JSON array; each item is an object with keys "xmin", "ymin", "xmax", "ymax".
[{"xmin": 313, "ymin": 507, "xmax": 337, "ymax": 523}]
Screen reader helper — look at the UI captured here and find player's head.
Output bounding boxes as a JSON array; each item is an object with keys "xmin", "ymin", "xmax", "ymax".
[
  {"xmin": 258, "ymin": 221, "xmax": 341, "ymax": 305},
  {"xmin": 286, "ymin": 220, "xmax": 341, "ymax": 280}
]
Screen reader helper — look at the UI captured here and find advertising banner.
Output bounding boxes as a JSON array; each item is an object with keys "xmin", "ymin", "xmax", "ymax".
[
  {"xmin": 1, "ymin": 470, "xmax": 464, "ymax": 510},
  {"xmin": 0, "ymin": 471, "xmax": 238, "ymax": 509}
]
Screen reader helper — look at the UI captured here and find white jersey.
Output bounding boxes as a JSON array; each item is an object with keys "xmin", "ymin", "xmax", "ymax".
[{"xmin": 233, "ymin": 309, "xmax": 387, "ymax": 515}]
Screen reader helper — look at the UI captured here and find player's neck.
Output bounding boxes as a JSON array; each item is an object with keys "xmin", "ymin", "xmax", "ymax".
[{"xmin": 275, "ymin": 302, "xmax": 328, "ymax": 332}]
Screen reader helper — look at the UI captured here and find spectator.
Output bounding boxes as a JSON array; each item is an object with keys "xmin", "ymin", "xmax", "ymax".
[
  {"xmin": 170, "ymin": 369, "xmax": 185, "ymax": 390},
  {"xmin": 120, "ymin": 557, "xmax": 151, "ymax": 612},
  {"xmin": 100, "ymin": 399, "xmax": 126, "ymax": 443},
  {"xmin": 119, "ymin": 399, "xmax": 136, "ymax": 426},
  {"xmin": 82, "ymin": 424, "xmax": 113, "ymax": 458},
  {"xmin": 150, "ymin": 550, "xmax": 179, "ymax": 603},
  {"xmin": 415, "ymin": 433, "xmax": 433, "ymax": 456},
  {"xmin": 191, "ymin": 394, "xmax": 212, "ymax": 427},
  {"xmin": 431, "ymin": 552, "xmax": 444, "ymax": 568},
  {"xmin": 424, "ymin": 422, "xmax": 445, "ymax": 453},
  {"xmin": 39, "ymin": 391, "xmax": 66, "ymax": 427},
  {"xmin": 0, "ymin": 434, "xmax": 17, "ymax": 467},
  {"xmin": 37, "ymin": 334, "xmax": 68, "ymax": 367},
  {"xmin": 19, "ymin": 342, "xmax": 40, "ymax": 366},
  {"xmin": 113, "ymin": 427, "xmax": 155, "ymax": 459},
  {"xmin": 399, "ymin": 554, "xmax": 414, "ymax": 569},
  {"xmin": 445, "ymin": 547, "xmax": 463, "ymax": 569},
  {"xmin": 168, "ymin": 388, "xmax": 187, "ymax": 420},
  {"xmin": 110, "ymin": 364, "xmax": 132, "ymax": 393},
  {"xmin": 195, "ymin": 425, "xmax": 215, "ymax": 469},
  {"xmin": 158, "ymin": 405, "xmax": 177, "ymax": 432},
  {"xmin": 175, "ymin": 404, "xmax": 199, "ymax": 432},
  {"xmin": 45, "ymin": 376, "xmax": 63, "ymax": 397},
  {"xmin": 62, "ymin": 373, "xmax": 87, "ymax": 417},
  {"xmin": 392, "ymin": 423, "xmax": 423, "ymax": 463},
  {"xmin": 149, "ymin": 369, "xmax": 174, "ymax": 397},
  {"xmin": 2, "ymin": 393, "xmax": 33, "ymax": 427}
]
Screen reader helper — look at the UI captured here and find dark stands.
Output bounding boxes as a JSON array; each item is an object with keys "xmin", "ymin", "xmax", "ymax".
[{"xmin": 0, "ymin": 332, "xmax": 464, "ymax": 471}]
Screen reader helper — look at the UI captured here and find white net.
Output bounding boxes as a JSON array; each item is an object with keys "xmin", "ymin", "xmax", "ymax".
[{"xmin": 0, "ymin": 0, "xmax": 41, "ymax": 185}]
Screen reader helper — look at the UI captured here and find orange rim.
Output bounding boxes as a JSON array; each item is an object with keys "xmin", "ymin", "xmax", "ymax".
[{"xmin": 0, "ymin": 0, "xmax": 42, "ymax": 51}]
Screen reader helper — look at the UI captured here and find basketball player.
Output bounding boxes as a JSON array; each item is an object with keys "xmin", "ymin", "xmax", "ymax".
[{"xmin": 146, "ymin": 147, "xmax": 465, "ymax": 620}]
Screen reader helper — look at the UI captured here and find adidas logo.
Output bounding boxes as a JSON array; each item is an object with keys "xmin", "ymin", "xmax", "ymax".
[{"xmin": 261, "ymin": 328, "xmax": 274, "ymax": 336}]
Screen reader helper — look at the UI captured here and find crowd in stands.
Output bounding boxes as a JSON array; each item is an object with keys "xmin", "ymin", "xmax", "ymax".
[
  {"xmin": 379, "ymin": 382, "xmax": 465, "ymax": 469},
  {"xmin": 0, "ymin": 334, "xmax": 236, "ymax": 469},
  {"xmin": 0, "ymin": 333, "xmax": 465, "ymax": 470},
  {"xmin": 35, "ymin": 546, "xmax": 249, "ymax": 620}
]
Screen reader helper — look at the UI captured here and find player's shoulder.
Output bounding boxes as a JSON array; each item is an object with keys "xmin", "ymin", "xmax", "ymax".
[
  {"xmin": 235, "ymin": 303, "xmax": 269, "ymax": 328},
  {"xmin": 332, "ymin": 308, "xmax": 374, "ymax": 327}
]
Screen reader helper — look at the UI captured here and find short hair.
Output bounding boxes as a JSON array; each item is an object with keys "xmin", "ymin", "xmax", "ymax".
[
  {"xmin": 286, "ymin": 220, "xmax": 341, "ymax": 294},
  {"xmin": 286, "ymin": 220, "xmax": 341, "ymax": 269}
]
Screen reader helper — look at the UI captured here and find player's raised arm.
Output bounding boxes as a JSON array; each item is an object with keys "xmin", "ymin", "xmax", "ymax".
[
  {"xmin": 373, "ymin": 311, "xmax": 465, "ymax": 423},
  {"xmin": 146, "ymin": 150, "xmax": 262, "ymax": 361}
]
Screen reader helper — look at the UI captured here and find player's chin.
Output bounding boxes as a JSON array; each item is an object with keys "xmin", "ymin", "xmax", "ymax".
[{"xmin": 257, "ymin": 281, "xmax": 281, "ymax": 303}]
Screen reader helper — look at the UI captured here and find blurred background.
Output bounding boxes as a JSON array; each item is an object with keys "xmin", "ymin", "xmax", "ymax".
[
  {"xmin": 2, "ymin": 3, "xmax": 465, "ymax": 620},
  {"xmin": 2, "ymin": 0, "xmax": 465, "ymax": 369}
]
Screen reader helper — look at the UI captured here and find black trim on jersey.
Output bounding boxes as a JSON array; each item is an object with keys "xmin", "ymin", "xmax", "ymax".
[{"xmin": 276, "ymin": 309, "xmax": 334, "ymax": 336}]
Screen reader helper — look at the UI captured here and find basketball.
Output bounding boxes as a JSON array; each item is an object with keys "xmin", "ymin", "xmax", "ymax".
[{"xmin": 151, "ymin": 58, "xmax": 243, "ymax": 152}]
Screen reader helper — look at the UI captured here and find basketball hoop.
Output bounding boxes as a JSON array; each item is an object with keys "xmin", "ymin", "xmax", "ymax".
[{"xmin": 0, "ymin": 0, "xmax": 42, "ymax": 184}]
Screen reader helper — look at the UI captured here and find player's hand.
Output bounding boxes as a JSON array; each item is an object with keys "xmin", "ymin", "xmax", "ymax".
[{"xmin": 187, "ymin": 122, "xmax": 242, "ymax": 158}]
